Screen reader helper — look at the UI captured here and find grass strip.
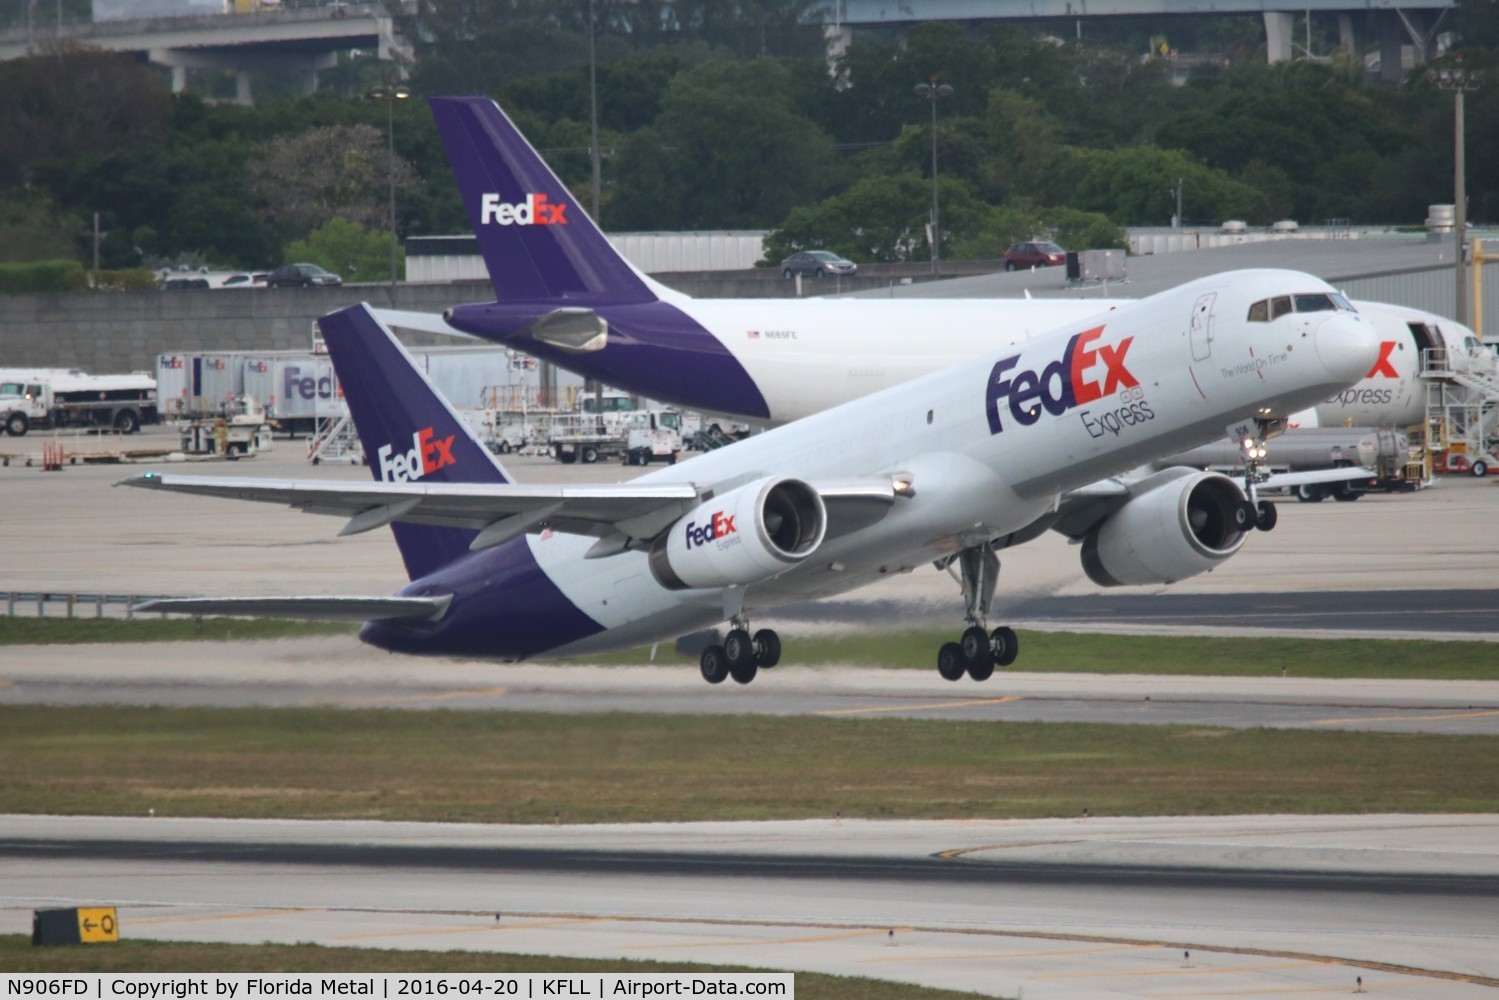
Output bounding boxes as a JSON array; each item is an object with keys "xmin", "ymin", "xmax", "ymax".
[
  {"xmin": 0, "ymin": 617, "xmax": 354, "ymax": 646},
  {"xmin": 5, "ymin": 617, "xmax": 1497, "ymax": 681},
  {"xmin": 0, "ymin": 937, "xmax": 983, "ymax": 999},
  {"xmin": 3, "ymin": 706, "xmax": 1496, "ymax": 822},
  {"xmin": 563, "ymin": 629, "xmax": 1499, "ymax": 680}
]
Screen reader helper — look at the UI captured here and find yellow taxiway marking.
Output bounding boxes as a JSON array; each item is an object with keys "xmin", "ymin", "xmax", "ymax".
[
  {"xmin": 344, "ymin": 686, "xmax": 509, "ymax": 707},
  {"xmin": 130, "ymin": 908, "xmax": 316, "ymax": 926},
  {"xmin": 862, "ymin": 944, "xmax": 1145, "ymax": 964},
  {"xmin": 334, "ymin": 917, "xmax": 603, "ymax": 941},
  {"xmin": 817, "ymin": 696, "xmax": 1020, "ymax": 717},
  {"xmin": 1035, "ymin": 961, "xmax": 1325, "ymax": 980},
  {"xmin": 1316, "ymin": 709, "xmax": 1499, "ymax": 726}
]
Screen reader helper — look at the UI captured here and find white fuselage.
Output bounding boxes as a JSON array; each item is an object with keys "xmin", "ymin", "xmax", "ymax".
[{"xmin": 531, "ymin": 269, "xmax": 1380, "ymax": 656}]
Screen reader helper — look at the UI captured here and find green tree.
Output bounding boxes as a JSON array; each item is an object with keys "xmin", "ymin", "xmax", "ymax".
[
  {"xmin": 762, "ymin": 172, "xmax": 996, "ymax": 264},
  {"xmin": 608, "ymin": 59, "xmax": 843, "ymax": 229},
  {"xmin": 1031, "ymin": 145, "xmax": 1267, "ymax": 225},
  {"xmin": 284, "ymin": 217, "xmax": 398, "ymax": 282},
  {"xmin": 249, "ymin": 123, "xmax": 418, "ymax": 242}
]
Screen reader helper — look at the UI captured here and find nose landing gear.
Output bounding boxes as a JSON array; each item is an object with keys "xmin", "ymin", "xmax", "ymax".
[{"xmin": 935, "ymin": 542, "xmax": 1019, "ymax": 682}]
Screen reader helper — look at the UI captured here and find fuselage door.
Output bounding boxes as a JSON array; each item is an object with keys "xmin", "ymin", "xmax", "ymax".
[{"xmin": 1190, "ymin": 293, "xmax": 1216, "ymax": 362}]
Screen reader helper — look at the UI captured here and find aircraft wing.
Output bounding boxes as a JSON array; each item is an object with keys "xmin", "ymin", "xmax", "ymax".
[
  {"xmin": 133, "ymin": 595, "xmax": 450, "ymax": 621},
  {"xmin": 1260, "ymin": 466, "xmax": 1378, "ymax": 490},
  {"xmin": 118, "ymin": 472, "xmax": 900, "ymax": 553}
]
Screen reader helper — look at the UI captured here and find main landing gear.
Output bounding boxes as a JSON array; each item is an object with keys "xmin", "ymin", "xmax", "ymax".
[
  {"xmin": 934, "ymin": 542, "xmax": 1019, "ymax": 682},
  {"xmin": 699, "ymin": 617, "xmax": 781, "ymax": 685}
]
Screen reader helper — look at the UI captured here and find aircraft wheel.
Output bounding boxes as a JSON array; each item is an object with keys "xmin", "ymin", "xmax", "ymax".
[
  {"xmin": 1233, "ymin": 501, "xmax": 1257, "ymax": 529},
  {"xmin": 700, "ymin": 645, "xmax": 729, "ymax": 685},
  {"xmin": 752, "ymin": 628, "xmax": 781, "ymax": 669},
  {"xmin": 960, "ymin": 625, "xmax": 993, "ymax": 671},
  {"xmin": 1472, "ymin": 460, "xmax": 1489, "ymax": 478},
  {"xmin": 1295, "ymin": 484, "xmax": 1325, "ymax": 503},
  {"xmin": 991, "ymin": 626, "xmax": 1019, "ymax": 667},
  {"xmin": 937, "ymin": 642, "xmax": 966, "ymax": 682},
  {"xmin": 1256, "ymin": 500, "xmax": 1278, "ymax": 532},
  {"xmin": 966, "ymin": 653, "xmax": 995, "ymax": 682},
  {"xmin": 723, "ymin": 628, "xmax": 755, "ymax": 670},
  {"xmin": 729, "ymin": 658, "xmax": 758, "ymax": 685}
]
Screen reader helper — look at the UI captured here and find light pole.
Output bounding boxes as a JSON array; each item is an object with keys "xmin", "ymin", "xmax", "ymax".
[
  {"xmin": 1434, "ymin": 64, "xmax": 1482, "ymax": 325},
  {"xmin": 367, "ymin": 79, "xmax": 411, "ymax": 289},
  {"xmin": 914, "ymin": 76, "xmax": 952, "ymax": 274}
]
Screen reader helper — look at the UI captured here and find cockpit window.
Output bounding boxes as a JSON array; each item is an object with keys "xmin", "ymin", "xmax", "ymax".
[
  {"xmin": 1294, "ymin": 294, "xmax": 1337, "ymax": 312},
  {"xmin": 1248, "ymin": 292, "xmax": 1356, "ymax": 322}
]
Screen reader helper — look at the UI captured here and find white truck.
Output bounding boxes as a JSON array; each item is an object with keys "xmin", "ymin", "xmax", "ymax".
[
  {"xmin": 1, "ymin": 371, "xmax": 158, "ymax": 436},
  {"xmin": 549, "ymin": 403, "xmax": 687, "ymax": 465}
]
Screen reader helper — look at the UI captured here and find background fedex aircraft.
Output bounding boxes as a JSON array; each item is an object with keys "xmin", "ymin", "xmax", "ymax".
[
  {"xmin": 127, "ymin": 269, "xmax": 1380, "ymax": 684},
  {"xmin": 380, "ymin": 97, "xmax": 1485, "ymax": 448}
]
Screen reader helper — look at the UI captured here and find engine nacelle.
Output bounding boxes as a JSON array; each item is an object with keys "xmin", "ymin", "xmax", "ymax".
[
  {"xmin": 1081, "ymin": 472, "xmax": 1250, "ymax": 587},
  {"xmin": 649, "ymin": 476, "xmax": 826, "ymax": 590}
]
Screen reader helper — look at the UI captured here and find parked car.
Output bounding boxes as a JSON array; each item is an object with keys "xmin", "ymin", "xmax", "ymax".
[
  {"xmin": 780, "ymin": 250, "xmax": 858, "ymax": 279},
  {"xmin": 1003, "ymin": 241, "xmax": 1067, "ymax": 271},
  {"xmin": 266, "ymin": 263, "xmax": 342, "ymax": 288}
]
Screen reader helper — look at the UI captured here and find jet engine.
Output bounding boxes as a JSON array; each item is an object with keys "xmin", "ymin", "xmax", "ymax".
[
  {"xmin": 1081, "ymin": 472, "xmax": 1250, "ymax": 587},
  {"xmin": 649, "ymin": 476, "xmax": 826, "ymax": 590}
]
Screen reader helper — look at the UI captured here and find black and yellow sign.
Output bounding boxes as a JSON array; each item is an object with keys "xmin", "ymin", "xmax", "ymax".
[{"xmin": 32, "ymin": 907, "xmax": 119, "ymax": 946}]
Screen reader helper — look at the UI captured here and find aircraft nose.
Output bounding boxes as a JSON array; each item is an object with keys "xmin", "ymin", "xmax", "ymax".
[{"xmin": 1315, "ymin": 312, "xmax": 1380, "ymax": 384}]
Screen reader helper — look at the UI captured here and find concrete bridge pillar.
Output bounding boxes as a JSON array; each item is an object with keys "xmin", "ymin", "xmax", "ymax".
[{"xmin": 1263, "ymin": 11, "xmax": 1294, "ymax": 63}]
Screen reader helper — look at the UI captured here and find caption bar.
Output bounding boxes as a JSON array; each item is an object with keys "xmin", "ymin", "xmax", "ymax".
[{"xmin": 5, "ymin": 976, "xmax": 793, "ymax": 1000}]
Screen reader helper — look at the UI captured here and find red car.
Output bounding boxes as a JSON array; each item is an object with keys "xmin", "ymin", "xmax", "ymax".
[{"xmin": 1003, "ymin": 241, "xmax": 1067, "ymax": 271}]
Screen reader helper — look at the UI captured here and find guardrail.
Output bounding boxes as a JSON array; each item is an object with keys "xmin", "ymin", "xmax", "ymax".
[{"xmin": 4, "ymin": 592, "xmax": 164, "ymax": 619}]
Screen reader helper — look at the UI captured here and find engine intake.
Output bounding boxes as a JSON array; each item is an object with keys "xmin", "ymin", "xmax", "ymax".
[
  {"xmin": 649, "ymin": 476, "xmax": 827, "ymax": 590},
  {"xmin": 1081, "ymin": 472, "xmax": 1250, "ymax": 587}
]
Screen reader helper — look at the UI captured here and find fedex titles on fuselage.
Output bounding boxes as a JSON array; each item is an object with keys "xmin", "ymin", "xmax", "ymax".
[
  {"xmin": 479, "ymin": 192, "xmax": 567, "ymax": 227},
  {"xmin": 986, "ymin": 325, "xmax": 1153, "ymax": 439},
  {"xmin": 377, "ymin": 426, "xmax": 457, "ymax": 483},
  {"xmin": 1327, "ymin": 340, "xmax": 1401, "ymax": 408}
]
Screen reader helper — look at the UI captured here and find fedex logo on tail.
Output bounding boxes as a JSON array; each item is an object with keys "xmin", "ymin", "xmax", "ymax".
[
  {"xmin": 480, "ymin": 193, "xmax": 567, "ymax": 226},
  {"xmin": 685, "ymin": 511, "xmax": 737, "ymax": 549},
  {"xmin": 378, "ymin": 426, "xmax": 457, "ymax": 483},
  {"xmin": 987, "ymin": 326, "xmax": 1146, "ymax": 436}
]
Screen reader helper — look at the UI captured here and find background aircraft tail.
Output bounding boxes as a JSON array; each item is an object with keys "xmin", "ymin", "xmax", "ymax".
[
  {"xmin": 430, "ymin": 96, "xmax": 664, "ymax": 306},
  {"xmin": 318, "ymin": 303, "xmax": 511, "ymax": 581}
]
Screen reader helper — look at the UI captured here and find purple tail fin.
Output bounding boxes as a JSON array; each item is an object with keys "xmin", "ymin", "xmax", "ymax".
[
  {"xmin": 430, "ymin": 96, "xmax": 656, "ymax": 305},
  {"xmin": 318, "ymin": 303, "xmax": 509, "ymax": 581}
]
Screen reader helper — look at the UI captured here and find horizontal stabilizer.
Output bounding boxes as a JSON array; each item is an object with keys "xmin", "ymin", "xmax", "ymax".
[{"xmin": 134, "ymin": 595, "xmax": 451, "ymax": 622}]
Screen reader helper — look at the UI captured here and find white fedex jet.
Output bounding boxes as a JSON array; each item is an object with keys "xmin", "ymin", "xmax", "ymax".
[
  {"xmin": 383, "ymin": 97, "xmax": 1483, "ymax": 456},
  {"xmin": 126, "ymin": 269, "xmax": 1379, "ymax": 684}
]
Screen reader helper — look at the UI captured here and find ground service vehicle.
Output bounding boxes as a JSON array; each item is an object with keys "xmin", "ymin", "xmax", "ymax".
[{"xmin": 1, "ymin": 372, "xmax": 157, "ymax": 436}]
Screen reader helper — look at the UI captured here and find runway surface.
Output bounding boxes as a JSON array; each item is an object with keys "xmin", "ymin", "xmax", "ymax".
[
  {"xmin": 3, "ymin": 814, "xmax": 1497, "ymax": 998},
  {"xmin": 4, "ymin": 636, "xmax": 1499, "ymax": 733},
  {"xmin": 4, "ymin": 431, "xmax": 1499, "ymax": 995}
]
